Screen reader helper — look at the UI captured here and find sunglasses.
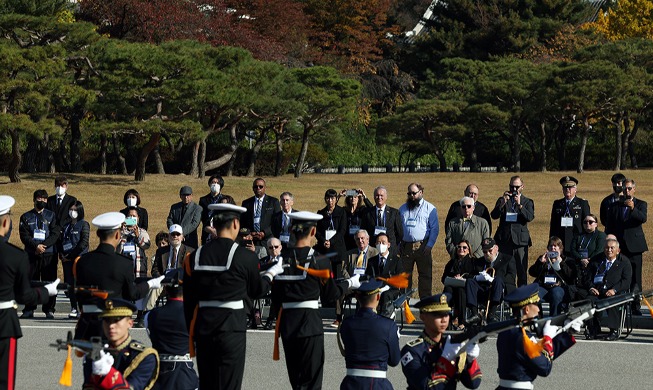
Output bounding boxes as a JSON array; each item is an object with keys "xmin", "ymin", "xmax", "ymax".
[
  {"xmin": 268, "ymin": 245, "xmax": 280, "ymax": 249},
  {"xmin": 457, "ymin": 246, "xmax": 469, "ymax": 250},
  {"xmin": 170, "ymin": 232, "xmax": 182, "ymax": 236},
  {"xmin": 461, "ymin": 204, "xmax": 473, "ymax": 209},
  {"xmin": 583, "ymin": 220, "xmax": 596, "ymax": 224},
  {"xmin": 253, "ymin": 185, "xmax": 265, "ymax": 189},
  {"xmin": 407, "ymin": 191, "xmax": 420, "ymax": 196},
  {"xmin": 509, "ymin": 186, "xmax": 521, "ymax": 190},
  {"xmin": 624, "ymin": 187, "xmax": 635, "ymax": 191}
]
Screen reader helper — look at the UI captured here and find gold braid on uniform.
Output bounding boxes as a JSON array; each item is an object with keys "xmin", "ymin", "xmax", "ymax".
[{"xmin": 123, "ymin": 342, "xmax": 160, "ymax": 390}]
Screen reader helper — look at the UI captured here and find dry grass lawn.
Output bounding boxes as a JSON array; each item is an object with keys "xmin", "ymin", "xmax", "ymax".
[{"xmin": 4, "ymin": 170, "xmax": 652, "ymax": 292}]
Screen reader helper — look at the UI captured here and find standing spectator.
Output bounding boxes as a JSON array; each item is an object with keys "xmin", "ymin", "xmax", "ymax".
[
  {"xmin": 604, "ymin": 178, "xmax": 648, "ymax": 315},
  {"xmin": 315, "ymin": 189, "xmax": 347, "ymax": 264},
  {"xmin": 19, "ymin": 189, "xmax": 61, "ymax": 319},
  {"xmin": 241, "ymin": 178, "xmax": 281, "ymax": 252},
  {"xmin": 445, "ymin": 196, "xmax": 489, "ymax": 259},
  {"xmin": 199, "ymin": 174, "xmax": 225, "ymax": 244},
  {"xmin": 60, "ymin": 200, "xmax": 90, "ymax": 319},
  {"xmin": 166, "ymin": 186, "xmax": 202, "ymax": 250},
  {"xmin": 118, "ymin": 207, "xmax": 151, "ymax": 326},
  {"xmin": 491, "ymin": 176, "xmax": 535, "ymax": 287},
  {"xmin": 340, "ymin": 188, "xmax": 373, "ymax": 250},
  {"xmin": 361, "ymin": 186, "xmax": 403, "ymax": 247},
  {"xmin": 549, "ymin": 176, "xmax": 590, "ymax": 256},
  {"xmin": 46, "ymin": 175, "xmax": 77, "ymax": 229},
  {"xmin": 398, "ymin": 183, "xmax": 437, "ymax": 299},
  {"xmin": 600, "ymin": 173, "xmax": 626, "ymax": 227},
  {"xmin": 119, "ymin": 189, "xmax": 148, "ymax": 230},
  {"xmin": 271, "ymin": 192, "xmax": 297, "ymax": 249},
  {"xmin": 445, "ymin": 184, "xmax": 492, "ymax": 234}
]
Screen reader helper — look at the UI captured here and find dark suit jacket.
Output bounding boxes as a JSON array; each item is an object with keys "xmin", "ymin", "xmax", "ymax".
[
  {"xmin": 474, "ymin": 252, "xmax": 518, "ymax": 292},
  {"xmin": 315, "ymin": 206, "xmax": 348, "ymax": 263},
  {"xmin": 491, "ymin": 195, "xmax": 534, "ymax": 247},
  {"xmin": 600, "ymin": 193, "xmax": 619, "ymax": 227},
  {"xmin": 271, "ymin": 209, "xmax": 298, "ymax": 249},
  {"xmin": 588, "ymin": 253, "xmax": 632, "ymax": 293},
  {"xmin": 241, "ymin": 195, "xmax": 281, "ymax": 243},
  {"xmin": 198, "ymin": 192, "xmax": 230, "ymax": 244},
  {"xmin": 152, "ymin": 244, "xmax": 190, "ymax": 277},
  {"xmin": 166, "ymin": 201, "xmax": 202, "ymax": 249},
  {"xmin": 549, "ymin": 196, "xmax": 590, "ymax": 255},
  {"xmin": 445, "ymin": 200, "xmax": 492, "ymax": 235},
  {"xmin": 361, "ymin": 206, "xmax": 403, "ymax": 247},
  {"xmin": 47, "ymin": 193, "xmax": 77, "ymax": 228},
  {"xmin": 366, "ymin": 251, "xmax": 402, "ymax": 279},
  {"xmin": 605, "ymin": 197, "xmax": 648, "ymax": 254}
]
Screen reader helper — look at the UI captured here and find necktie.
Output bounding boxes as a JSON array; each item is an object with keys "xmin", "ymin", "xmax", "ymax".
[
  {"xmin": 623, "ymin": 206, "xmax": 629, "ymax": 219},
  {"xmin": 181, "ymin": 205, "xmax": 187, "ymax": 220},
  {"xmin": 57, "ymin": 197, "xmax": 61, "ymax": 207},
  {"xmin": 379, "ymin": 256, "xmax": 385, "ymax": 270},
  {"xmin": 377, "ymin": 209, "xmax": 383, "ymax": 225},
  {"xmin": 356, "ymin": 251, "xmax": 364, "ymax": 268},
  {"xmin": 254, "ymin": 199, "xmax": 261, "ymax": 232},
  {"xmin": 606, "ymin": 261, "xmax": 612, "ymax": 272},
  {"xmin": 171, "ymin": 247, "xmax": 178, "ymax": 269}
]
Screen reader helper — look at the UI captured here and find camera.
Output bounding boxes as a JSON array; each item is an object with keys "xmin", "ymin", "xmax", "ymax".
[
  {"xmin": 241, "ymin": 239, "xmax": 253, "ymax": 247},
  {"xmin": 619, "ymin": 195, "xmax": 632, "ymax": 203},
  {"xmin": 547, "ymin": 251, "xmax": 559, "ymax": 259},
  {"xmin": 345, "ymin": 189, "xmax": 358, "ymax": 197},
  {"xmin": 125, "ymin": 217, "xmax": 137, "ymax": 227},
  {"xmin": 510, "ymin": 191, "xmax": 519, "ymax": 198}
]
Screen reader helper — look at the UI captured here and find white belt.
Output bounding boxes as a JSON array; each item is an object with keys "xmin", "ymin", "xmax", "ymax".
[
  {"xmin": 199, "ymin": 300, "xmax": 244, "ymax": 310},
  {"xmin": 0, "ymin": 300, "xmax": 17, "ymax": 310},
  {"xmin": 81, "ymin": 304, "xmax": 102, "ymax": 313},
  {"xmin": 499, "ymin": 379, "xmax": 534, "ymax": 389},
  {"xmin": 282, "ymin": 300, "xmax": 319, "ymax": 309},
  {"xmin": 346, "ymin": 369, "xmax": 386, "ymax": 378},
  {"xmin": 160, "ymin": 353, "xmax": 192, "ymax": 362}
]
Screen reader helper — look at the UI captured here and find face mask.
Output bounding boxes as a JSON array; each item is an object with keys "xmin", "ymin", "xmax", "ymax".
[
  {"xmin": 55, "ymin": 186, "xmax": 66, "ymax": 196},
  {"xmin": 376, "ymin": 243, "xmax": 388, "ymax": 254},
  {"xmin": 35, "ymin": 201, "xmax": 47, "ymax": 210},
  {"xmin": 69, "ymin": 210, "xmax": 78, "ymax": 219},
  {"xmin": 127, "ymin": 197, "xmax": 137, "ymax": 207},
  {"xmin": 210, "ymin": 183, "xmax": 221, "ymax": 194},
  {"xmin": 613, "ymin": 185, "xmax": 623, "ymax": 194}
]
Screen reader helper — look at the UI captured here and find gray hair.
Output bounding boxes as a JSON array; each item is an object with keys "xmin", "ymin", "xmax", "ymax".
[{"xmin": 459, "ymin": 196, "xmax": 475, "ymax": 206}]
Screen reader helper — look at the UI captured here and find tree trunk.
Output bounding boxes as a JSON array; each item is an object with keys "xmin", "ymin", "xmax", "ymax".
[
  {"xmin": 468, "ymin": 130, "xmax": 478, "ymax": 172},
  {"xmin": 511, "ymin": 125, "xmax": 521, "ymax": 172},
  {"xmin": 614, "ymin": 113, "xmax": 623, "ymax": 170},
  {"xmin": 189, "ymin": 140, "xmax": 200, "ymax": 177},
  {"xmin": 629, "ymin": 120, "xmax": 639, "ymax": 169},
  {"xmin": 8, "ymin": 130, "xmax": 21, "ymax": 183},
  {"xmin": 70, "ymin": 107, "xmax": 83, "ymax": 172},
  {"xmin": 294, "ymin": 126, "xmax": 311, "ymax": 178},
  {"xmin": 539, "ymin": 121, "xmax": 547, "ymax": 172},
  {"xmin": 112, "ymin": 134, "xmax": 128, "ymax": 175},
  {"xmin": 42, "ymin": 134, "xmax": 55, "ymax": 173},
  {"xmin": 620, "ymin": 113, "xmax": 631, "ymax": 169},
  {"xmin": 58, "ymin": 138, "xmax": 70, "ymax": 172},
  {"xmin": 153, "ymin": 145, "xmax": 165, "ymax": 174},
  {"xmin": 100, "ymin": 134, "xmax": 107, "ymax": 174},
  {"xmin": 135, "ymin": 133, "xmax": 161, "ymax": 181},
  {"xmin": 274, "ymin": 129, "xmax": 283, "ymax": 176},
  {"xmin": 24, "ymin": 136, "xmax": 39, "ymax": 173},
  {"xmin": 246, "ymin": 132, "xmax": 267, "ymax": 177},
  {"xmin": 198, "ymin": 139, "xmax": 207, "ymax": 178},
  {"xmin": 555, "ymin": 122, "xmax": 568, "ymax": 171},
  {"xmin": 224, "ymin": 122, "xmax": 240, "ymax": 176},
  {"xmin": 577, "ymin": 118, "xmax": 590, "ymax": 173}
]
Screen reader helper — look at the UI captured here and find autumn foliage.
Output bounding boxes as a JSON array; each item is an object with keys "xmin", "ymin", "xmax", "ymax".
[{"xmin": 588, "ymin": 0, "xmax": 653, "ymax": 40}]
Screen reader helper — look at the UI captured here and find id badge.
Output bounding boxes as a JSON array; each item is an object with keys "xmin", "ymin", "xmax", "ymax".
[
  {"xmin": 578, "ymin": 249, "xmax": 588, "ymax": 259},
  {"xmin": 253, "ymin": 217, "xmax": 261, "ymax": 224},
  {"xmin": 33, "ymin": 229, "xmax": 46, "ymax": 241},
  {"xmin": 544, "ymin": 275, "xmax": 557, "ymax": 285},
  {"xmin": 374, "ymin": 226, "xmax": 387, "ymax": 236},
  {"xmin": 561, "ymin": 217, "xmax": 573, "ymax": 227},
  {"xmin": 325, "ymin": 229, "xmax": 336, "ymax": 240},
  {"xmin": 353, "ymin": 267, "xmax": 366, "ymax": 276},
  {"xmin": 280, "ymin": 233, "xmax": 290, "ymax": 243},
  {"xmin": 123, "ymin": 243, "xmax": 136, "ymax": 254},
  {"xmin": 593, "ymin": 275, "xmax": 604, "ymax": 284},
  {"xmin": 348, "ymin": 225, "xmax": 360, "ymax": 235},
  {"xmin": 506, "ymin": 212, "xmax": 518, "ymax": 222},
  {"xmin": 63, "ymin": 242, "xmax": 73, "ymax": 252},
  {"xmin": 406, "ymin": 218, "xmax": 417, "ymax": 228}
]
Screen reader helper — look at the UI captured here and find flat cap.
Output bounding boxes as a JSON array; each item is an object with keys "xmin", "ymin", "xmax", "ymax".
[
  {"xmin": 414, "ymin": 293, "xmax": 452, "ymax": 313},
  {"xmin": 92, "ymin": 212, "xmax": 125, "ymax": 230},
  {"xmin": 288, "ymin": 211, "xmax": 323, "ymax": 222},
  {"xmin": 355, "ymin": 279, "xmax": 384, "ymax": 295},
  {"xmin": 98, "ymin": 298, "xmax": 137, "ymax": 318},
  {"xmin": 481, "ymin": 237, "xmax": 496, "ymax": 250},
  {"xmin": 179, "ymin": 186, "xmax": 193, "ymax": 195},
  {"xmin": 207, "ymin": 203, "xmax": 246, "ymax": 213}
]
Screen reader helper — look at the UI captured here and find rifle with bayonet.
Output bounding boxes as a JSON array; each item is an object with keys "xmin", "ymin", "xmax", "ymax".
[
  {"xmin": 51, "ymin": 331, "xmax": 117, "ymax": 387},
  {"xmin": 449, "ymin": 317, "xmax": 522, "ymax": 357}
]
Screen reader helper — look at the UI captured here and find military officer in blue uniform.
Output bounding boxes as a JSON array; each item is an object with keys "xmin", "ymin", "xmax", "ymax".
[
  {"xmin": 400, "ymin": 293, "xmax": 482, "ymax": 390},
  {"xmin": 83, "ymin": 298, "xmax": 159, "ymax": 390},
  {"xmin": 339, "ymin": 279, "xmax": 400, "ymax": 389},
  {"xmin": 145, "ymin": 269, "xmax": 198, "ymax": 390},
  {"xmin": 496, "ymin": 283, "xmax": 576, "ymax": 390}
]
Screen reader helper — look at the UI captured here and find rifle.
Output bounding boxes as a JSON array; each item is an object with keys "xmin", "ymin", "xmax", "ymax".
[
  {"xmin": 450, "ymin": 317, "xmax": 521, "ymax": 357},
  {"xmin": 30, "ymin": 281, "xmax": 71, "ymax": 290},
  {"xmin": 393, "ymin": 288, "xmax": 417, "ymax": 309},
  {"xmin": 50, "ymin": 331, "xmax": 111, "ymax": 361},
  {"xmin": 74, "ymin": 286, "xmax": 113, "ymax": 301}
]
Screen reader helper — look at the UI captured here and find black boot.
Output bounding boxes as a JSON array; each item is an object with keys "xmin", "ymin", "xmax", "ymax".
[
  {"xmin": 466, "ymin": 306, "xmax": 482, "ymax": 325},
  {"xmin": 487, "ymin": 305, "xmax": 499, "ymax": 323}
]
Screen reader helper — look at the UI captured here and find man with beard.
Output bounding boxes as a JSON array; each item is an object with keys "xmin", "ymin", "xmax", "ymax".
[{"xmin": 399, "ymin": 183, "xmax": 439, "ymax": 299}]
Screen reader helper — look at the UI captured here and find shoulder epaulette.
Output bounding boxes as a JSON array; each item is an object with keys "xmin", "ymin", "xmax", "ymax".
[
  {"xmin": 129, "ymin": 341, "xmax": 147, "ymax": 352},
  {"xmin": 407, "ymin": 337, "xmax": 423, "ymax": 347}
]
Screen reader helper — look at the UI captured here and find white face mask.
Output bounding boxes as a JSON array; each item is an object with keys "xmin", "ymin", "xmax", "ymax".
[
  {"xmin": 376, "ymin": 243, "xmax": 388, "ymax": 255},
  {"xmin": 69, "ymin": 210, "xmax": 78, "ymax": 219},
  {"xmin": 210, "ymin": 183, "xmax": 221, "ymax": 194},
  {"xmin": 127, "ymin": 197, "xmax": 137, "ymax": 207},
  {"xmin": 55, "ymin": 186, "xmax": 66, "ymax": 196}
]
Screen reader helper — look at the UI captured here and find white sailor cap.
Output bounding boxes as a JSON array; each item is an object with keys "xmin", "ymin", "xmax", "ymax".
[
  {"xmin": 288, "ymin": 211, "xmax": 323, "ymax": 222},
  {"xmin": 169, "ymin": 224, "xmax": 183, "ymax": 235},
  {"xmin": 92, "ymin": 212, "xmax": 126, "ymax": 230},
  {"xmin": 0, "ymin": 196, "xmax": 15, "ymax": 216},
  {"xmin": 207, "ymin": 203, "xmax": 247, "ymax": 213}
]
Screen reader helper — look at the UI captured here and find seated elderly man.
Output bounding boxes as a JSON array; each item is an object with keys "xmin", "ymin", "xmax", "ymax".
[
  {"xmin": 262, "ymin": 237, "xmax": 283, "ymax": 330},
  {"xmin": 445, "ymin": 197, "xmax": 490, "ymax": 259},
  {"xmin": 466, "ymin": 238, "xmax": 517, "ymax": 324}
]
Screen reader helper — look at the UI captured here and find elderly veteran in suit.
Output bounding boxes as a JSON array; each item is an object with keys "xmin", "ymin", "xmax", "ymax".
[{"xmin": 445, "ymin": 196, "xmax": 489, "ymax": 259}]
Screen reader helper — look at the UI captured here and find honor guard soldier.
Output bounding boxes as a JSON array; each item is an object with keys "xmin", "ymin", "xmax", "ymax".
[
  {"xmin": 496, "ymin": 284, "xmax": 576, "ymax": 390},
  {"xmin": 400, "ymin": 293, "xmax": 482, "ymax": 390},
  {"xmin": 549, "ymin": 176, "xmax": 590, "ymax": 256},
  {"xmin": 272, "ymin": 211, "xmax": 361, "ymax": 390},
  {"xmin": 83, "ymin": 298, "xmax": 159, "ymax": 390},
  {"xmin": 0, "ymin": 196, "xmax": 59, "ymax": 389},
  {"xmin": 339, "ymin": 279, "xmax": 400, "ymax": 390},
  {"xmin": 182, "ymin": 203, "xmax": 284, "ymax": 390},
  {"xmin": 145, "ymin": 269, "xmax": 198, "ymax": 390},
  {"xmin": 74, "ymin": 212, "xmax": 164, "ymax": 340}
]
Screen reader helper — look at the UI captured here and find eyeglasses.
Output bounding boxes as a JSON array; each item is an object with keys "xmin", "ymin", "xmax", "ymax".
[
  {"xmin": 509, "ymin": 185, "xmax": 521, "ymax": 190},
  {"xmin": 456, "ymin": 246, "xmax": 469, "ymax": 250},
  {"xmin": 407, "ymin": 191, "xmax": 420, "ymax": 196},
  {"xmin": 583, "ymin": 220, "xmax": 596, "ymax": 224},
  {"xmin": 268, "ymin": 245, "xmax": 280, "ymax": 249},
  {"xmin": 253, "ymin": 185, "xmax": 264, "ymax": 189},
  {"xmin": 461, "ymin": 204, "xmax": 473, "ymax": 209},
  {"xmin": 625, "ymin": 187, "xmax": 635, "ymax": 191}
]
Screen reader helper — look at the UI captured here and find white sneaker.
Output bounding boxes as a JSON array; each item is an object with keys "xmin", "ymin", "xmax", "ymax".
[{"xmin": 68, "ymin": 309, "xmax": 78, "ymax": 319}]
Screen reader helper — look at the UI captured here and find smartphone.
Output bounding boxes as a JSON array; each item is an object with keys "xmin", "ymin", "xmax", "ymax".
[
  {"xmin": 125, "ymin": 217, "xmax": 137, "ymax": 226},
  {"xmin": 345, "ymin": 189, "xmax": 358, "ymax": 197},
  {"xmin": 547, "ymin": 251, "xmax": 559, "ymax": 259},
  {"xmin": 242, "ymin": 239, "xmax": 253, "ymax": 247}
]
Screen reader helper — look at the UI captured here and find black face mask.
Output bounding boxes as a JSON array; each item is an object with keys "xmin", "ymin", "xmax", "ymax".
[
  {"xmin": 35, "ymin": 201, "xmax": 47, "ymax": 210},
  {"xmin": 613, "ymin": 185, "xmax": 623, "ymax": 194}
]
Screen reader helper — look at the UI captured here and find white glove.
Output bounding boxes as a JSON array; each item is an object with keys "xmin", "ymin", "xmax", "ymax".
[
  {"xmin": 474, "ymin": 272, "xmax": 486, "ymax": 281},
  {"xmin": 564, "ymin": 318, "xmax": 582, "ymax": 333},
  {"xmin": 347, "ymin": 274, "xmax": 361, "ymax": 290},
  {"xmin": 91, "ymin": 350, "xmax": 114, "ymax": 376},
  {"xmin": 543, "ymin": 320, "xmax": 558, "ymax": 339},
  {"xmin": 44, "ymin": 278, "xmax": 60, "ymax": 296},
  {"xmin": 379, "ymin": 285, "xmax": 390, "ymax": 293},
  {"xmin": 440, "ymin": 335, "xmax": 463, "ymax": 361},
  {"xmin": 264, "ymin": 261, "xmax": 284, "ymax": 279},
  {"xmin": 465, "ymin": 341, "xmax": 480, "ymax": 360},
  {"xmin": 147, "ymin": 276, "xmax": 165, "ymax": 289},
  {"xmin": 484, "ymin": 273, "xmax": 494, "ymax": 283}
]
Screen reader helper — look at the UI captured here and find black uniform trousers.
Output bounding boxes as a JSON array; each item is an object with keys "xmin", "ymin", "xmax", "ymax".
[
  {"xmin": 282, "ymin": 334, "xmax": 324, "ymax": 390},
  {"xmin": 154, "ymin": 361, "xmax": 198, "ymax": 390},
  {"xmin": 24, "ymin": 253, "xmax": 57, "ymax": 313},
  {"xmin": 196, "ymin": 331, "xmax": 246, "ymax": 390},
  {"xmin": 0, "ymin": 337, "xmax": 17, "ymax": 390}
]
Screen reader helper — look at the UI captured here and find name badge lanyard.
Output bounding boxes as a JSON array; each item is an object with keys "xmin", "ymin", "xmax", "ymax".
[
  {"xmin": 407, "ymin": 202, "xmax": 423, "ymax": 224},
  {"xmin": 328, "ymin": 213, "xmax": 335, "ymax": 230},
  {"xmin": 578, "ymin": 231, "xmax": 596, "ymax": 251},
  {"xmin": 594, "ymin": 260, "xmax": 609, "ymax": 286}
]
